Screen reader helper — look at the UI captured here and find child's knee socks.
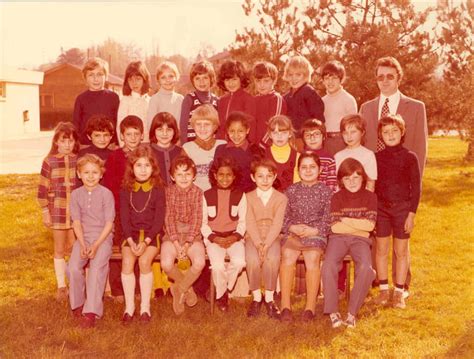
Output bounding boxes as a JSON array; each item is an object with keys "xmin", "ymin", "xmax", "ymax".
[{"xmin": 53, "ymin": 258, "xmax": 67, "ymax": 288}]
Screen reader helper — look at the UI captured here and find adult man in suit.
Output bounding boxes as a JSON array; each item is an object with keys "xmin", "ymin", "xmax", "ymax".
[{"xmin": 360, "ymin": 56, "xmax": 428, "ymax": 300}]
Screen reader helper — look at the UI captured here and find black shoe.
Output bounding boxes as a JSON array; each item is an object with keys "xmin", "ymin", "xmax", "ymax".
[
  {"xmin": 216, "ymin": 291, "xmax": 229, "ymax": 312},
  {"xmin": 121, "ymin": 313, "xmax": 134, "ymax": 325},
  {"xmin": 247, "ymin": 300, "xmax": 262, "ymax": 317},
  {"xmin": 280, "ymin": 308, "xmax": 293, "ymax": 322},
  {"xmin": 140, "ymin": 312, "xmax": 151, "ymax": 323},
  {"xmin": 301, "ymin": 309, "xmax": 315, "ymax": 322},
  {"xmin": 264, "ymin": 301, "xmax": 281, "ymax": 320}
]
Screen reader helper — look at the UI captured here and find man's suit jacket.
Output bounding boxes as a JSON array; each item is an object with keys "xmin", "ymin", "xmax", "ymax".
[{"xmin": 360, "ymin": 93, "xmax": 428, "ymax": 175}]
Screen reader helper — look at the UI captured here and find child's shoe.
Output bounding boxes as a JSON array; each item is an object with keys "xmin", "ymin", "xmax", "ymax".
[
  {"xmin": 280, "ymin": 308, "xmax": 293, "ymax": 322},
  {"xmin": 121, "ymin": 312, "xmax": 134, "ymax": 325},
  {"xmin": 264, "ymin": 301, "xmax": 281, "ymax": 320},
  {"xmin": 79, "ymin": 313, "xmax": 96, "ymax": 329},
  {"xmin": 185, "ymin": 287, "xmax": 198, "ymax": 307},
  {"xmin": 373, "ymin": 289, "xmax": 390, "ymax": 305},
  {"xmin": 344, "ymin": 313, "xmax": 356, "ymax": 328},
  {"xmin": 216, "ymin": 291, "xmax": 229, "ymax": 312},
  {"xmin": 72, "ymin": 306, "xmax": 83, "ymax": 319},
  {"xmin": 247, "ymin": 300, "xmax": 262, "ymax": 317},
  {"xmin": 56, "ymin": 287, "xmax": 68, "ymax": 301},
  {"xmin": 170, "ymin": 284, "xmax": 185, "ymax": 315},
  {"xmin": 392, "ymin": 290, "xmax": 406, "ymax": 309},
  {"xmin": 329, "ymin": 312, "xmax": 343, "ymax": 328},
  {"xmin": 301, "ymin": 309, "xmax": 315, "ymax": 322},
  {"xmin": 140, "ymin": 312, "xmax": 151, "ymax": 323}
]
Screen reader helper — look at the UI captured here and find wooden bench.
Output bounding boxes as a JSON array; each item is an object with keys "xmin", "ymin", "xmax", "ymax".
[{"xmin": 110, "ymin": 246, "xmax": 353, "ymax": 314}]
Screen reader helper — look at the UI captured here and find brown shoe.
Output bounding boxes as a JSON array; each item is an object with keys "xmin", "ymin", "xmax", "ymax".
[
  {"xmin": 185, "ymin": 287, "xmax": 198, "ymax": 307},
  {"xmin": 72, "ymin": 305, "xmax": 83, "ymax": 319},
  {"xmin": 216, "ymin": 292, "xmax": 229, "ymax": 312},
  {"xmin": 56, "ymin": 287, "xmax": 68, "ymax": 301},
  {"xmin": 302, "ymin": 309, "xmax": 315, "ymax": 322},
  {"xmin": 140, "ymin": 312, "xmax": 151, "ymax": 323},
  {"xmin": 392, "ymin": 290, "xmax": 406, "ymax": 309},
  {"xmin": 170, "ymin": 284, "xmax": 185, "ymax": 315},
  {"xmin": 280, "ymin": 308, "xmax": 293, "ymax": 322},
  {"xmin": 374, "ymin": 290, "xmax": 390, "ymax": 305},
  {"xmin": 79, "ymin": 313, "xmax": 96, "ymax": 329},
  {"xmin": 121, "ymin": 312, "xmax": 134, "ymax": 325}
]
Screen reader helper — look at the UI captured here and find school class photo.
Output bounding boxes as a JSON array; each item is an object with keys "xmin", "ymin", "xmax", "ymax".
[{"xmin": 1, "ymin": 1, "xmax": 472, "ymax": 358}]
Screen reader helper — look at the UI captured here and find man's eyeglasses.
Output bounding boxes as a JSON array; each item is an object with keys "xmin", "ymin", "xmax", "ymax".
[{"xmin": 376, "ymin": 74, "xmax": 397, "ymax": 81}]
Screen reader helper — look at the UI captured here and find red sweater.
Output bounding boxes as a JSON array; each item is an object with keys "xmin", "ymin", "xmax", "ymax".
[
  {"xmin": 218, "ymin": 88, "xmax": 256, "ymax": 142},
  {"xmin": 103, "ymin": 148, "xmax": 128, "ymax": 209},
  {"xmin": 255, "ymin": 91, "xmax": 287, "ymax": 145}
]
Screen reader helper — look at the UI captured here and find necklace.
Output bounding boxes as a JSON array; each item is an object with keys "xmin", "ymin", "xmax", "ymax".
[{"xmin": 130, "ymin": 188, "xmax": 153, "ymax": 213}]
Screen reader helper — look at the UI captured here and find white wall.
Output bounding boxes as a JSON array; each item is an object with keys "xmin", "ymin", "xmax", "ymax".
[{"xmin": 0, "ymin": 82, "xmax": 41, "ymax": 140}]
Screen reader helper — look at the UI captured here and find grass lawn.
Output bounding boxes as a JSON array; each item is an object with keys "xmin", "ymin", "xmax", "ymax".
[{"xmin": 0, "ymin": 137, "xmax": 473, "ymax": 358}]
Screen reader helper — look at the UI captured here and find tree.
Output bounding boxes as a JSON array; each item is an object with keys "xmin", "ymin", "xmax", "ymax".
[{"xmin": 56, "ymin": 47, "xmax": 86, "ymax": 66}]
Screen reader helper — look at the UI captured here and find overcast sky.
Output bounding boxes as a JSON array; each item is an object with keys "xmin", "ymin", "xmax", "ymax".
[{"xmin": 1, "ymin": 0, "xmax": 437, "ymax": 70}]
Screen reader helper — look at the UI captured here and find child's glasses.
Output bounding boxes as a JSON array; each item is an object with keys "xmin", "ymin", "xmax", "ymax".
[{"xmin": 303, "ymin": 131, "xmax": 323, "ymax": 140}]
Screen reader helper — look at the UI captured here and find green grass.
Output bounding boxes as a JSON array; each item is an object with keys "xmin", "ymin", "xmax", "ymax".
[{"xmin": 1, "ymin": 137, "xmax": 473, "ymax": 358}]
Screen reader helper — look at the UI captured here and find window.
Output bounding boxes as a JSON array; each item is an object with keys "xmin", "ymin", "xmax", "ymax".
[
  {"xmin": 41, "ymin": 93, "xmax": 54, "ymax": 108},
  {"xmin": 0, "ymin": 82, "xmax": 6, "ymax": 98}
]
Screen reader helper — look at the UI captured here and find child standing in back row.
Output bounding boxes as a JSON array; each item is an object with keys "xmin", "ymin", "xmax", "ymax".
[{"xmin": 38, "ymin": 122, "xmax": 80, "ymax": 300}]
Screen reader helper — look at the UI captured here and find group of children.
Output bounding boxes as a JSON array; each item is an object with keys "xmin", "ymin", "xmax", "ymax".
[{"xmin": 38, "ymin": 54, "xmax": 421, "ymax": 330}]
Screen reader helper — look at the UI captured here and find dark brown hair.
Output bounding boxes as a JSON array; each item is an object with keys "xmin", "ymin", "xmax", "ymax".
[
  {"xmin": 378, "ymin": 114, "xmax": 406, "ymax": 139},
  {"xmin": 122, "ymin": 61, "xmax": 151, "ymax": 96},
  {"xmin": 85, "ymin": 114, "xmax": 114, "ymax": 137},
  {"xmin": 225, "ymin": 111, "xmax": 251, "ymax": 130},
  {"xmin": 170, "ymin": 155, "xmax": 197, "ymax": 177},
  {"xmin": 321, "ymin": 60, "xmax": 346, "ymax": 82},
  {"xmin": 297, "ymin": 151, "xmax": 321, "ymax": 170},
  {"xmin": 49, "ymin": 121, "xmax": 80, "ymax": 155},
  {"xmin": 209, "ymin": 156, "xmax": 240, "ymax": 188},
  {"xmin": 340, "ymin": 114, "xmax": 366, "ymax": 135},
  {"xmin": 119, "ymin": 115, "xmax": 144, "ymax": 135},
  {"xmin": 375, "ymin": 56, "xmax": 403, "ymax": 81},
  {"xmin": 122, "ymin": 145, "xmax": 163, "ymax": 190},
  {"xmin": 217, "ymin": 60, "xmax": 250, "ymax": 91},
  {"xmin": 337, "ymin": 158, "xmax": 368, "ymax": 189},
  {"xmin": 250, "ymin": 158, "xmax": 277, "ymax": 175},
  {"xmin": 301, "ymin": 118, "xmax": 327, "ymax": 140},
  {"xmin": 253, "ymin": 61, "xmax": 278, "ymax": 80},
  {"xmin": 149, "ymin": 112, "xmax": 180, "ymax": 145},
  {"xmin": 190, "ymin": 61, "xmax": 216, "ymax": 87}
]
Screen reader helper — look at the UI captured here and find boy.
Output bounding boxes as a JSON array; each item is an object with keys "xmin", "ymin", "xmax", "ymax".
[
  {"xmin": 374, "ymin": 114, "xmax": 420, "ymax": 309},
  {"xmin": 301, "ymin": 119, "xmax": 337, "ymax": 193},
  {"xmin": 283, "ymin": 55, "xmax": 325, "ymax": 135},
  {"xmin": 73, "ymin": 57, "xmax": 120, "ymax": 146},
  {"xmin": 147, "ymin": 61, "xmax": 184, "ymax": 132},
  {"xmin": 69, "ymin": 154, "xmax": 115, "ymax": 328},
  {"xmin": 161, "ymin": 155, "xmax": 205, "ymax": 315},
  {"xmin": 103, "ymin": 115, "xmax": 144, "ymax": 299},
  {"xmin": 245, "ymin": 158, "xmax": 287, "ymax": 319},
  {"xmin": 77, "ymin": 114, "xmax": 114, "ymax": 163},
  {"xmin": 321, "ymin": 61, "xmax": 358, "ymax": 156},
  {"xmin": 253, "ymin": 61, "xmax": 287, "ymax": 146},
  {"xmin": 334, "ymin": 114, "xmax": 377, "ymax": 192},
  {"xmin": 180, "ymin": 60, "xmax": 219, "ymax": 143}
]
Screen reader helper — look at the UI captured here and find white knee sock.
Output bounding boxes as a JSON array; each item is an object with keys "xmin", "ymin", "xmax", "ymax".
[
  {"xmin": 54, "ymin": 258, "xmax": 66, "ymax": 288},
  {"xmin": 139, "ymin": 272, "xmax": 153, "ymax": 315},
  {"xmin": 265, "ymin": 290, "xmax": 274, "ymax": 303},
  {"xmin": 121, "ymin": 273, "xmax": 136, "ymax": 315},
  {"xmin": 252, "ymin": 289, "xmax": 262, "ymax": 302}
]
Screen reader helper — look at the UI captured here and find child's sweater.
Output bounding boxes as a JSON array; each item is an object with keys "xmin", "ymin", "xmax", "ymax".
[
  {"xmin": 103, "ymin": 148, "xmax": 128, "ymax": 208},
  {"xmin": 265, "ymin": 144, "xmax": 300, "ymax": 191},
  {"xmin": 304, "ymin": 147, "xmax": 337, "ymax": 192},
  {"xmin": 180, "ymin": 90, "xmax": 219, "ymax": 143},
  {"xmin": 322, "ymin": 88, "xmax": 357, "ymax": 133},
  {"xmin": 151, "ymin": 144, "xmax": 183, "ymax": 186},
  {"xmin": 147, "ymin": 88, "xmax": 184, "ymax": 132},
  {"xmin": 254, "ymin": 91, "xmax": 287, "ymax": 144},
  {"xmin": 284, "ymin": 83, "xmax": 325, "ymax": 131},
  {"xmin": 117, "ymin": 92, "xmax": 150, "ymax": 143}
]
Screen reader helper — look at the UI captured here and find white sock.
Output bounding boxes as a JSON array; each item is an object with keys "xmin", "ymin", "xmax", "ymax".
[
  {"xmin": 139, "ymin": 272, "xmax": 153, "ymax": 315},
  {"xmin": 379, "ymin": 283, "xmax": 389, "ymax": 291},
  {"xmin": 121, "ymin": 272, "xmax": 136, "ymax": 315},
  {"xmin": 264, "ymin": 290, "xmax": 274, "ymax": 303},
  {"xmin": 394, "ymin": 286, "xmax": 404, "ymax": 293},
  {"xmin": 252, "ymin": 289, "xmax": 262, "ymax": 302},
  {"xmin": 54, "ymin": 258, "xmax": 66, "ymax": 288}
]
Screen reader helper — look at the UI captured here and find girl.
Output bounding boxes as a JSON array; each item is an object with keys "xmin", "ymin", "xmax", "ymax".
[
  {"xmin": 245, "ymin": 158, "xmax": 287, "ymax": 319},
  {"xmin": 117, "ymin": 61, "xmax": 151, "ymax": 144},
  {"xmin": 279, "ymin": 153, "xmax": 332, "ymax": 322},
  {"xmin": 120, "ymin": 145, "xmax": 166, "ymax": 323},
  {"xmin": 149, "ymin": 112, "xmax": 184, "ymax": 186},
  {"xmin": 147, "ymin": 61, "xmax": 184, "ymax": 135},
  {"xmin": 180, "ymin": 60, "xmax": 219, "ymax": 144},
  {"xmin": 264, "ymin": 115, "xmax": 300, "ymax": 192},
  {"xmin": 201, "ymin": 156, "xmax": 247, "ymax": 312},
  {"xmin": 321, "ymin": 158, "xmax": 377, "ymax": 329},
  {"xmin": 217, "ymin": 60, "xmax": 256, "ymax": 142},
  {"xmin": 69, "ymin": 154, "xmax": 115, "ymax": 328},
  {"xmin": 38, "ymin": 122, "xmax": 80, "ymax": 301},
  {"xmin": 214, "ymin": 111, "xmax": 264, "ymax": 192}
]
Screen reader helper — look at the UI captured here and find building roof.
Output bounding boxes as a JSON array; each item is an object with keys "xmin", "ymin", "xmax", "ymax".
[
  {"xmin": 208, "ymin": 51, "xmax": 231, "ymax": 62},
  {"xmin": 43, "ymin": 62, "xmax": 123, "ymax": 85},
  {"xmin": 0, "ymin": 66, "xmax": 44, "ymax": 85}
]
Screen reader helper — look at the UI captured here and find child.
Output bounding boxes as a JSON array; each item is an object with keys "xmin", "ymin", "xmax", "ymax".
[
  {"xmin": 374, "ymin": 115, "xmax": 421, "ymax": 309},
  {"xmin": 214, "ymin": 111, "xmax": 264, "ymax": 192},
  {"xmin": 321, "ymin": 60, "xmax": 358, "ymax": 156},
  {"xmin": 147, "ymin": 61, "xmax": 184, "ymax": 134},
  {"xmin": 68, "ymin": 154, "xmax": 115, "ymax": 328},
  {"xmin": 117, "ymin": 61, "xmax": 151, "ymax": 144},
  {"xmin": 280, "ymin": 153, "xmax": 332, "ymax": 322},
  {"xmin": 264, "ymin": 115, "xmax": 300, "ymax": 191},
  {"xmin": 103, "ymin": 115, "xmax": 144, "ymax": 299},
  {"xmin": 37, "ymin": 122, "xmax": 79, "ymax": 300},
  {"xmin": 335, "ymin": 114, "xmax": 377, "ymax": 192},
  {"xmin": 322, "ymin": 158, "xmax": 377, "ymax": 328},
  {"xmin": 77, "ymin": 114, "xmax": 114, "ymax": 163},
  {"xmin": 245, "ymin": 158, "xmax": 287, "ymax": 319},
  {"xmin": 120, "ymin": 145, "xmax": 166, "ymax": 323},
  {"xmin": 182, "ymin": 104, "xmax": 226, "ymax": 192},
  {"xmin": 217, "ymin": 60, "xmax": 256, "ymax": 142},
  {"xmin": 161, "ymin": 155, "xmax": 205, "ymax": 315},
  {"xmin": 283, "ymin": 55, "xmax": 325, "ymax": 137},
  {"xmin": 301, "ymin": 119, "xmax": 338, "ymax": 193},
  {"xmin": 252, "ymin": 61, "xmax": 287, "ymax": 146},
  {"xmin": 180, "ymin": 61, "xmax": 219, "ymax": 143},
  {"xmin": 149, "ymin": 112, "xmax": 184, "ymax": 186},
  {"xmin": 73, "ymin": 57, "xmax": 120, "ymax": 146},
  {"xmin": 201, "ymin": 156, "xmax": 247, "ymax": 311}
]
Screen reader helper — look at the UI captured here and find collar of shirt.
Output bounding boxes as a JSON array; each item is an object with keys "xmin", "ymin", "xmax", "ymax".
[
  {"xmin": 378, "ymin": 90, "xmax": 401, "ymax": 119},
  {"xmin": 256, "ymin": 187, "xmax": 273, "ymax": 205},
  {"xmin": 133, "ymin": 180, "xmax": 153, "ymax": 192}
]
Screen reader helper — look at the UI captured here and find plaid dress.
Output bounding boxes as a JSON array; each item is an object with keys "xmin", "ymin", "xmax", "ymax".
[{"xmin": 37, "ymin": 154, "xmax": 78, "ymax": 229}]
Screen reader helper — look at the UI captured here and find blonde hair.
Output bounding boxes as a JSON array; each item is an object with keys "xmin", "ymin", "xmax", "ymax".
[
  {"xmin": 190, "ymin": 104, "xmax": 219, "ymax": 128},
  {"xmin": 267, "ymin": 115, "xmax": 296, "ymax": 149},
  {"xmin": 77, "ymin": 154, "xmax": 105, "ymax": 175},
  {"xmin": 156, "ymin": 61, "xmax": 180, "ymax": 81},
  {"xmin": 283, "ymin": 55, "xmax": 313, "ymax": 83},
  {"xmin": 82, "ymin": 57, "xmax": 109, "ymax": 78}
]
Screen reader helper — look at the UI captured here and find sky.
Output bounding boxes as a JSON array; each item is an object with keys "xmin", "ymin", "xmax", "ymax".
[{"xmin": 1, "ymin": 0, "xmax": 438, "ymax": 70}]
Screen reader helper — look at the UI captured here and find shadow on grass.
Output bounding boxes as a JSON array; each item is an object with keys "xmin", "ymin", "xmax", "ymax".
[
  {"xmin": 422, "ymin": 170, "xmax": 474, "ymax": 207},
  {"xmin": 443, "ymin": 321, "xmax": 474, "ymax": 358}
]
